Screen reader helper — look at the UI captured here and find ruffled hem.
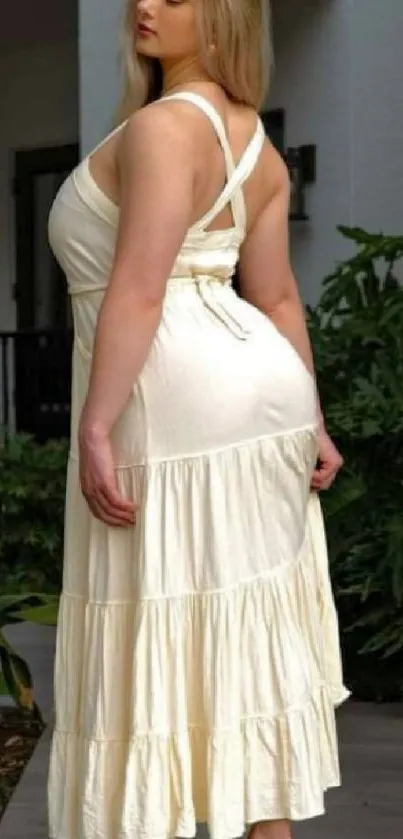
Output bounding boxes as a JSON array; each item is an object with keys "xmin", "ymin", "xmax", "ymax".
[
  {"xmin": 48, "ymin": 682, "xmax": 343, "ymax": 839},
  {"xmin": 49, "ymin": 493, "xmax": 349, "ymax": 839},
  {"xmin": 49, "ymin": 430, "xmax": 349, "ymax": 839}
]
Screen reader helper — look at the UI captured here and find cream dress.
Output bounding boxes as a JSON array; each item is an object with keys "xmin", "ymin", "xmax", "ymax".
[{"xmin": 47, "ymin": 92, "xmax": 349, "ymax": 839}]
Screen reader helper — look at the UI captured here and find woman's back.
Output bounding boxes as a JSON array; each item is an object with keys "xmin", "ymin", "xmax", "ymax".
[{"xmin": 84, "ymin": 84, "xmax": 276, "ymax": 239}]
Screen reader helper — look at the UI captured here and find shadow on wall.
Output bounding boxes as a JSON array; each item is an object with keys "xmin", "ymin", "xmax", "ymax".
[{"xmin": 0, "ymin": 0, "xmax": 78, "ymax": 50}]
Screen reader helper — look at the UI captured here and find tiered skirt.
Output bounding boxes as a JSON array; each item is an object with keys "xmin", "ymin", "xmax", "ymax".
[{"xmin": 48, "ymin": 429, "xmax": 348, "ymax": 839}]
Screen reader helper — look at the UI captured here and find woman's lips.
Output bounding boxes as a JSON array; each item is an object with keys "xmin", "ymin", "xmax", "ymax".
[{"xmin": 137, "ymin": 24, "xmax": 156, "ymax": 37}]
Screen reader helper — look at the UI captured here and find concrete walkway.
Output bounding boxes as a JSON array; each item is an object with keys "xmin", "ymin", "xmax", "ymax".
[{"xmin": 1, "ymin": 624, "xmax": 402, "ymax": 839}]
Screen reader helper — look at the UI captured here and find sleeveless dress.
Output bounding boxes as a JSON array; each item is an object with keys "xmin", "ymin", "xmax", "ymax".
[{"xmin": 47, "ymin": 92, "xmax": 349, "ymax": 839}]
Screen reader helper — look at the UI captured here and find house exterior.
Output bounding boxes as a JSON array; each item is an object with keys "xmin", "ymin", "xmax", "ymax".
[
  {"xmin": 1, "ymin": 0, "xmax": 402, "ymax": 435},
  {"xmin": 79, "ymin": 0, "xmax": 403, "ymax": 303}
]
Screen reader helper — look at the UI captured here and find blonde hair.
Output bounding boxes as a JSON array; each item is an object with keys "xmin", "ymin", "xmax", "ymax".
[{"xmin": 116, "ymin": 0, "xmax": 272, "ymax": 122}]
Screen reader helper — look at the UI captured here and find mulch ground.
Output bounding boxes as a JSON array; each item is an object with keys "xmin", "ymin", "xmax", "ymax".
[{"xmin": 0, "ymin": 707, "xmax": 45, "ymax": 821}]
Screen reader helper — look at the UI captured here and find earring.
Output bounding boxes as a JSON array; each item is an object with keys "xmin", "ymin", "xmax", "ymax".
[{"xmin": 208, "ymin": 43, "xmax": 217, "ymax": 54}]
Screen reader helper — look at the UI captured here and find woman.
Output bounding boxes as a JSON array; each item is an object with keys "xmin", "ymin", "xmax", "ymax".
[{"xmin": 48, "ymin": 1, "xmax": 349, "ymax": 838}]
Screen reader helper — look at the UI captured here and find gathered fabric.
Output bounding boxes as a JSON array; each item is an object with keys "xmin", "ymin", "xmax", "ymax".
[{"xmin": 47, "ymin": 91, "xmax": 348, "ymax": 839}]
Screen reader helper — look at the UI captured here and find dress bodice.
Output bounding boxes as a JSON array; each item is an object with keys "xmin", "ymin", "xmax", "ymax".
[{"xmin": 48, "ymin": 92, "xmax": 265, "ymax": 300}]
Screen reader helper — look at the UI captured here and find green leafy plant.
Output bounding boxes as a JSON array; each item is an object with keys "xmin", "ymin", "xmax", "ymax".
[
  {"xmin": 0, "ymin": 593, "xmax": 59, "ymax": 718},
  {"xmin": 308, "ymin": 226, "xmax": 403, "ymax": 699},
  {"xmin": 0, "ymin": 434, "xmax": 68, "ymax": 593},
  {"xmin": 0, "ymin": 434, "xmax": 64, "ymax": 713}
]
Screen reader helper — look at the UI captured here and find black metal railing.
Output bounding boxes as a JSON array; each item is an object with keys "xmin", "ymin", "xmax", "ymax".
[{"xmin": 0, "ymin": 329, "xmax": 73, "ymax": 441}]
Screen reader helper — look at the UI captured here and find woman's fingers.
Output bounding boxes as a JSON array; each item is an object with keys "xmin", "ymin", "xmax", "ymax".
[
  {"xmin": 99, "ymin": 483, "xmax": 137, "ymax": 523},
  {"xmin": 312, "ymin": 429, "xmax": 344, "ymax": 491},
  {"xmin": 81, "ymin": 479, "xmax": 137, "ymax": 526},
  {"xmin": 100, "ymin": 482, "xmax": 136, "ymax": 515},
  {"xmin": 78, "ymin": 428, "xmax": 137, "ymax": 526},
  {"xmin": 311, "ymin": 463, "xmax": 339, "ymax": 491},
  {"xmin": 90, "ymin": 499, "xmax": 132, "ymax": 527}
]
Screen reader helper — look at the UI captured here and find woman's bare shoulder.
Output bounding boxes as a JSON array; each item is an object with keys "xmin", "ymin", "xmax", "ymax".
[{"xmin": 118, "ymin": 98, "xmax": 205, "ymax": 161}]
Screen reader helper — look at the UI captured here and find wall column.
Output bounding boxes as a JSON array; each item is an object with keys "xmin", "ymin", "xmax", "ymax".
[{"xmin": 79, "ymin": 0, "xmax": 124, "ymax": 155}]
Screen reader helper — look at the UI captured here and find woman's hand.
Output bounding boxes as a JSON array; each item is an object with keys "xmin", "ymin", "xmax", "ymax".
[
  {"xmin": 311, "ymin": 425, "xmax": 344, "ymax": 492},
  {"xmin": 78, "ymin": 425, "xmax": 137, "ymax": 527}
]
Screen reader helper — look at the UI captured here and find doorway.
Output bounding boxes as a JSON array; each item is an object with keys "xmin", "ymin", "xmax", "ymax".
[{"xmin": 13, "ymin": 144, "xmax": 79, "ymax": 440}]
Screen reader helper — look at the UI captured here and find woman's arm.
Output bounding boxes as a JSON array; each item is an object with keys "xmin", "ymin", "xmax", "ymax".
[
  {"xmin": 238, "ymin": 144, "xmax": 324, "ymax": 425},
  {"xmin": 78, "ymin": 104, "xmax": 197, "ymax": 525},
  {"xmin": 80, "ymin": 105, "xmax": 196, "ymax": 439},
  {"xmin": 238, "ymin": 143, "xmax": 343, "ymax": 489}
]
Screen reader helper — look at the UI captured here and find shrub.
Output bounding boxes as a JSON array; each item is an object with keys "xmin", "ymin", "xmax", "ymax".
[
  {"xmin": 0, "ymin": 434, "xmax": 68, "ymax": 594},
  {"xmin": 308, "ymin": 226, "xmax": 403, "ymax": 700}
]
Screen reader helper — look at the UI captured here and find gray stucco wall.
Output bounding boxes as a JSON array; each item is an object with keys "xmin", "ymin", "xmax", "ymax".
[{"xmin": 79, "ymin": 0, "xmax": 124, "ymax": 154}]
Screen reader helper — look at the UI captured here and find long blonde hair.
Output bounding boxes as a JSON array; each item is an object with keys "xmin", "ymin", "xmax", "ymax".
[{"xmin": 117, "ymin": 0, "xmax": 272, "ymax": 122}]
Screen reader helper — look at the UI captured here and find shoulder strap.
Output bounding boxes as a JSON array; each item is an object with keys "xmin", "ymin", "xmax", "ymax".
[
  {"xmin": 160, "ymin": 91, "xmax": 248, "ymax": 228},
  {"xmin": 86, "ymin": 119, "xmax": 128, "ymax": 160},
  {"xmin": 157, "ymin": 93, "xmax": 265, "ymax": 232},
  {"xmin": 192, "ymin": 117, "xmax": 265, "ymax": 233},
  {"xmin": 161, "ymin": 91, "xmax": 235, "ymax": 177}
]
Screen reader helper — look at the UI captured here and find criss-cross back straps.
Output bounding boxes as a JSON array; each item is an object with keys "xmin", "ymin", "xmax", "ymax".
[
  {"xmin": 194, "ymin": 118, "xmax": 265, "ymax": 232},
  {"xmin": 161, "ymin": 91, "xmax": 262, "ymax": 231}
]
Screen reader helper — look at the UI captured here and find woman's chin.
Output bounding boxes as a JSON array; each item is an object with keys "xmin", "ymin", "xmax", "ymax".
[{"xmin": 136, "ymin": 38, "xmax": 160, "ymax": 58}]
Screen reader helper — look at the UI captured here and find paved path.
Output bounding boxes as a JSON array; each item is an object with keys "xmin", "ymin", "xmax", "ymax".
[{"xmin": 1, "ymin": 624, "xmax": 402, "ymax": 839}]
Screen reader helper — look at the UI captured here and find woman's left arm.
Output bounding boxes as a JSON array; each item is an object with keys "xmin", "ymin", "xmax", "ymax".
[
  {"xmin": 238, "ymin": 142, "xmax": 343, "ymax": 491},
  {"xmin": 79, "ymin": 105, "xmax": 196, "ymax": 524}
]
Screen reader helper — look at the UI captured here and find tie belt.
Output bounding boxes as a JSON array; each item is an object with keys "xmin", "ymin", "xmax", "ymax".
[
  {"xmin": 171, "ymin": 273, "xmax": 251, "ymax": 341},
  {"xmin": 69, "ymin": 274, "xmax": 251, "ymax": 341}
]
